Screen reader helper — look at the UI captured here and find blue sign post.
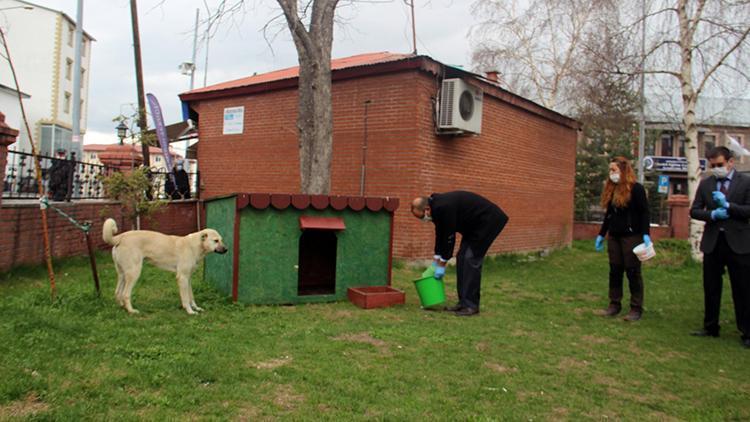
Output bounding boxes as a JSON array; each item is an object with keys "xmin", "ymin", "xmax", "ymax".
[{"xmin": 658, "ymin": 175, "xmax": 670, "ymax": 194}]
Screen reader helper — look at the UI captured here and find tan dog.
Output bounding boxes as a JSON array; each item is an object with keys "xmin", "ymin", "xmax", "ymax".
[{"xmin": 102, "ymin": 218, "xmax": 227, "ymax": 315}]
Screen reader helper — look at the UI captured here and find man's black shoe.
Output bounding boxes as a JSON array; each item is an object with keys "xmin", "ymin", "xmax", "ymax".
[
  {"xmin": 444, "ymin": 303, "xmax": 463, "ymax": 312},
  {"xmin": 454, "ymin": 307, "xmax": 479, "ymax": 317},
  {"xmin": 690, "ymin": 329, "xmax": 719, "ymax": 338},
  {"xmin": 742, "ymin": 338, "xmax": 750, "ymax": 349}
]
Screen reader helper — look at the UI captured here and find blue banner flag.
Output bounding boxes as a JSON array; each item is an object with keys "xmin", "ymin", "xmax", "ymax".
[{"xmin": 146, "ymin": 93, "xmax": 175, "ymax": 185}]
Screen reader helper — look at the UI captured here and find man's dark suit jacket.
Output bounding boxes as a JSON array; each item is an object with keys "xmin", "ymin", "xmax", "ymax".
[{"xmin": 690, "ymin": 171, "xmax": 750, "ymax": 254}]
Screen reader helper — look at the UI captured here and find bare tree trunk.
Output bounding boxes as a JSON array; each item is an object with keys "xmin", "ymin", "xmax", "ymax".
[
  {"xmin": 278, "ymin": 0, "xmax": 338, "ymax": 194},
  {"xmin": 677, "ymin": 0, "xmax": 705, "ymax": 260}
]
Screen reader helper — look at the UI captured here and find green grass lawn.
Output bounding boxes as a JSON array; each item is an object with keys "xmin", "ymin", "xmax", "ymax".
[{"xmin": 1, "ymin": 240, "xmax": 749, "ymax": 420}]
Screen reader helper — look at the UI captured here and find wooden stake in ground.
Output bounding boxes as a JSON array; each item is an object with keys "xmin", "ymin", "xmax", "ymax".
[{"xmin": 0, "ymin": 27, "xmax": 57, "ymax": 299}]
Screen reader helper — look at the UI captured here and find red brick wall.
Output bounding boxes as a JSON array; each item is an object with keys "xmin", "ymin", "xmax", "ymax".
[
  {"xmin": 193, "ymin": 70, "xmax": 578, "ymax": 258},
  {"xmin": 0, "ymin": 200, "xmax": 199, "ymax": 272}
]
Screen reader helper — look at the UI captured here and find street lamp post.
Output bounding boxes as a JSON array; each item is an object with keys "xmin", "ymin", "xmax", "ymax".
[{"xmin": 116, "ymin": 121, "xmax": 128, "ymax": 145}]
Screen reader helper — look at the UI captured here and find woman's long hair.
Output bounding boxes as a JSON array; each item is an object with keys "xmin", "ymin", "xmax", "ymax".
[{"xmin": 600, "ymin": 156, "xmax": 636, "ymax": 208}]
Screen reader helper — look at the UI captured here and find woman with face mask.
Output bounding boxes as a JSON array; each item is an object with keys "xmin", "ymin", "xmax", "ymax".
[{"xmin": 595, "ymin": 157, "xmax": 651, "ymax": 321}]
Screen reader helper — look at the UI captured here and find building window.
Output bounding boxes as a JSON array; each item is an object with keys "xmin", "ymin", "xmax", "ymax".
[
  {"xmin": 660, "ymin": 134, "xmax": 674, "ymax": 157},
  {"xmin": 80, "ymin": 68, "xmax": 85, "ymax": 86},
  {"xmin": 64, "ymin": 92, "xmax": 71, "ymax": 114},
  {"xmin": 65, "ymin": 58, "xmax": 73, "ymax": 80},
  {"xmin": 67, "ymin": 25, "xmax": 74, "ymax": 46},
  {"xmin": 81, "ymin": 39, "xmax": 87, "ymax": 57},
  {"xmin": 678, "ymin": 136, "xmax": 686, "ymax": 157},
  {"xmin": 155, "ymin": 156, "xmax": 162, "ymax": 163},
  {"xmin": 701, "ymin": 134, "xmax": 716, "ymax": 157}
]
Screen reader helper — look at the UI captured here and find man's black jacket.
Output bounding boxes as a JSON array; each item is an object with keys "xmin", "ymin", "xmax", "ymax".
[{"xmin": 429, "ymin": 191, "xmax": 508, "ymax": 260}]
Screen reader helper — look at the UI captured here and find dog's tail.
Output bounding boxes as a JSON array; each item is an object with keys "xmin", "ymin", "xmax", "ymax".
[{"xmin": 103, "ymin": 218, "xmax": 119, "ymax": 246}]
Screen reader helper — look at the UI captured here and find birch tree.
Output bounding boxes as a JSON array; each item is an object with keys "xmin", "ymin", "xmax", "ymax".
[
  {"xmin": 469, "ymin": 0, "xmax": 616, "ymax": 113},
  {"xmin": 632, "ymin": 0, "xmax": 750, "ymax": 259}
]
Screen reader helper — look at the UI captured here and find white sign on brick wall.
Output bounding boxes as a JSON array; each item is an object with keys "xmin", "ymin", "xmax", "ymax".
[{"xmin": 223, "ymin": 106, "xmax": 244, "ymax": 135}]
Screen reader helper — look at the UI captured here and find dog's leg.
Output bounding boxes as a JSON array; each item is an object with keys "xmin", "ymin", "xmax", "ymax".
[
  {"xmin": 115, "ymin": 267, "xmax": 126, "ymax": 307},
  {"xmin": 187, "ymin": 277, "xmax": 203, "ymax": 312},
  {"xmin": 122, "ymin": 261, "xmax": 143, "ymax": 314},
  {"xmin": 177, "ymin": 273, "xmax": 197, "ymax": 315}
]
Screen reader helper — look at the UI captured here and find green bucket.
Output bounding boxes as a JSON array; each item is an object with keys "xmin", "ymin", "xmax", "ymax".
[{"xmin": 413, "ymin": 276, "xmax": 446, "ymax": 308}]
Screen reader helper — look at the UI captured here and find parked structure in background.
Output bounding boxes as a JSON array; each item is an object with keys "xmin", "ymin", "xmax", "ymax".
[{"xmin": 0, "ymin": 0, "xmax": 94, "ymax": 158}]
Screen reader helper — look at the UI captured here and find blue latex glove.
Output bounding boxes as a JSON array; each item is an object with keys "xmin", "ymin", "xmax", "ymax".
[
  {"xmin": 595, "ymin": 235, "xmax": 604, "ymax": 252},
  {"xmin": 712, "ymin": 191, "xmax": 729, "ymax": 208},
  {"xmin": 711, "ymin": 208, "xmax": 729, "ymax": 220},
  {"xmin": 434, "ymin": 265, "xmax": 446, "ymax": 280},
  {"xmin": 643, "ymin": 234, "xmax": 652, "ymax": 247}
]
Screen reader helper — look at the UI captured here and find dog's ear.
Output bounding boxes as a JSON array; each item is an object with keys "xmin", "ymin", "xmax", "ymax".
[{"xmin": 201, "ymin": 233, "xmax": 207, "ymax": 241}]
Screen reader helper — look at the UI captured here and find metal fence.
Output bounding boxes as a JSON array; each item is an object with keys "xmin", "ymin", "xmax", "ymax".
[
  {"xmin": 3, "ymin": 150, "xmax": 116, "ymax": 200},
  {"xmin": 3, "ymin": 150, "xmax": 200, "ymax": 201},
  {"xmin": 148, "ymin": 168, "xmax": 200, "ymax": 200}
]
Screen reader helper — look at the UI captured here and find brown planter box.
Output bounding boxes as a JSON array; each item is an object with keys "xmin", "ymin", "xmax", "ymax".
[{"xmin": 347, "ymin": 286, "xmax": 405, "ymax": 309}]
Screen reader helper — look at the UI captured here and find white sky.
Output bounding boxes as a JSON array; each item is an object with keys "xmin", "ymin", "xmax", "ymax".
[{"xmin": 21, "ymin": 0, "xmax": 475, "ymax": 149}]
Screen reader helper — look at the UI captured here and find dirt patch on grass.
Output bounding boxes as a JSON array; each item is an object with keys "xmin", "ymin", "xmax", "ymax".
[
  {"xmin": 575, "ymin": 292, "xmax": 601, "ymax": 302},
  {"xmin": 333, "ymin": 332, "xmax": 389, "ymax": 354},
  {"xmin": 252, "ymin": 355, "xmax": 293, "ymax": 370},
  {"xmin": 581, "ymin": 334, "xmax": 610, "ymax": 345},
  {"xmin": 475, "ymin": 341, "xmax": 489, "ymax": 352},
  {"xmin": 270, "ymin": 385, "xmax": 304, "ymax": 411},
  {"xmin": 593, "ymin": 374, "xmax": 618, "ymax": 386},
  {"xmin": 484, "ymin": 362, "xmax": 518, "ymax": 373},
  {"xmin": 234, "ymin": 403, "xmax": 260, "ymax": 421},
  {"xmin": 0, "ymin": 393, "xmax": 49, "ymax": 419},
  {"xmin": 548, "ymin": 407, "xmax": 569, "ymax": 421},
  {"xmin": 557, "ymin": 357, "xmax": 590, "ymax": 371}
]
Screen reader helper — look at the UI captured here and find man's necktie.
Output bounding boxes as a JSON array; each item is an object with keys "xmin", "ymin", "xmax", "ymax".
[{"xmin": 720, "ymin": 180, "xmax": 729, "ymax": 195}]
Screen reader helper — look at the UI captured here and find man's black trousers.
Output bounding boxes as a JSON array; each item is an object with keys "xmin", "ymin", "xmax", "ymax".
[
  {"xmin": 702, "ymin": 232, "xmax": 750, "ymax": 338},
  {"xmin": 455, "ymin": 223, "xmax": 504, "ymax": 310}
]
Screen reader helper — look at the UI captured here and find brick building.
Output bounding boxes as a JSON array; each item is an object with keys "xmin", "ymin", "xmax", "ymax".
[{"xmin": 179, "ymin": 52, "xmax": 579, "ymax": 259}]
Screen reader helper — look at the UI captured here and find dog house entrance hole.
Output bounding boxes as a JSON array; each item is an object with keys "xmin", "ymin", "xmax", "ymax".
[{"xmin": 298, "ymin": 229, "xmax": 337, "ymax": 295}]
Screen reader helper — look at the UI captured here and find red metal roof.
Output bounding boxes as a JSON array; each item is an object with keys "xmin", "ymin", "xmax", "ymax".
[
  {"xmin": 184, "ymin": 52, "xmax": 414, "ymax": 96},
  {"xmin": 299, "ymin": 216, "xmax": 346, "ymax": 231},
  {"xmin": 207, "ymin": 193, "xmax": 400, "ymax": 213}
]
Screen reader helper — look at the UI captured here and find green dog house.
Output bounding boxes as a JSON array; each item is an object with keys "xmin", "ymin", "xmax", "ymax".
[{"xmin": 203, "ymin": 193, "xmax": 399, "ymax": 305}]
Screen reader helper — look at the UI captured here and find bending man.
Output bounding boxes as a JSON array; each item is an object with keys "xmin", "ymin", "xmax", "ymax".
[{"xmin": 411, "ymin": 191, "xmax": 508, "ymax": 316}]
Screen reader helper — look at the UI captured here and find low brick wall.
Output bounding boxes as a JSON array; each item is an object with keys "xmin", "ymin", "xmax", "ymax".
[
  {"xmin": 573, "ymin": 221, "xmax": 672, "ymax": 241},
  {"xmin": 0, "ymin": 200, "xmax": 200, "ymax": 272}
]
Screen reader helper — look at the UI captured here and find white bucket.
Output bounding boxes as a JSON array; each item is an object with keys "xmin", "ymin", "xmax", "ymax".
[{"xmin": 632, "ymin": 242, "xmax": 656, "ymax": 261}]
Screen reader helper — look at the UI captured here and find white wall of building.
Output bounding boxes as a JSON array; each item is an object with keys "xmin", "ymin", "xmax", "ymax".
[{"xmin": 0, "ymin": 0, "xmax": 92, "ymax": 157}]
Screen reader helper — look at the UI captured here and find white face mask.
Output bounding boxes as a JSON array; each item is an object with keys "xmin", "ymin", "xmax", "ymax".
[
  {"xmin": 421, "ymin": 214, "xmax": 432, "ymax": 223},
  {"xmin": 712, "ymin": 166, "xmax": 729, "ymax": 179},
  {"xmin": 609, "ymin": 173, "xmax": 621, "ymax": 184}
]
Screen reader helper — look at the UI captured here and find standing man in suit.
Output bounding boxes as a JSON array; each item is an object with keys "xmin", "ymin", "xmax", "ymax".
[
  {"xmin": 689, "ymin": 146, "xmax": 750, "ymax": 348},
  {"xmin": 411, "ymin": 191, "xmax": 509, "ymax": 316}
]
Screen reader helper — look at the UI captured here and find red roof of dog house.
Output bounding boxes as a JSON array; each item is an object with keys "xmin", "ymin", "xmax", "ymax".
[{"xmin": 208, "ymin": 193, "xmax": 399, "ymax": 212}]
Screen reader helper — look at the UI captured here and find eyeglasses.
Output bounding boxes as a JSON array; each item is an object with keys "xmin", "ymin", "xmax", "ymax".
[{"xmin": 709, "ymin": 162, "xmax": 726, "ymax": 168}]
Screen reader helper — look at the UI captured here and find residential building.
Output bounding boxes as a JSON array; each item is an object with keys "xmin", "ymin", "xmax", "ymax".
[
  {"xmin": 83, "ymin": 144, "xmax": 183, "ymax": 172},
  {"xmin": 645, "ymin": 97, "xmax": 750, "ymax": 195},
  {"xmin": 179, "ymin": 52, "xmax": 580, "ymax": 258},
  {"xmin": 0, "ymin": 0, "xmax": 94, "ymax": 159}
]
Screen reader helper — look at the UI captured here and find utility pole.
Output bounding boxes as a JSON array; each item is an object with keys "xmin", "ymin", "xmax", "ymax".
[
  {"xmin": 130, "ymin": 0, "xmax": 150, "ymax": 165},
  {"xmin": 407, "ymin": 0, "xmax": 417, "ymax": 54},
  {"xmin": 190, "ymin": 8, "xmax": 199, "ymax": 90},
  {"xmin": 71, "ymin": 0, "xmax": 83, "ymax": 156},
  {"xmin": 637, "ymin": 0, "xmax": 646, "ymax": 184}
]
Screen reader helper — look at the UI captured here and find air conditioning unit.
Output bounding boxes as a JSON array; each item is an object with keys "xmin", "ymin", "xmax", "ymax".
[{"xmin": 438, "ymin": 78, "xmax": 483, "ymax": 134}]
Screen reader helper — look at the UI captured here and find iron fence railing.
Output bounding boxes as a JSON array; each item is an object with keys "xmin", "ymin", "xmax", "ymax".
[
  {"xmin": 3, "ymin": 150, "xmax": 116, "ymax": 200},
  {"xmin": 3, "ymin": 150, "xmax": 200, "ymax": 201}
]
